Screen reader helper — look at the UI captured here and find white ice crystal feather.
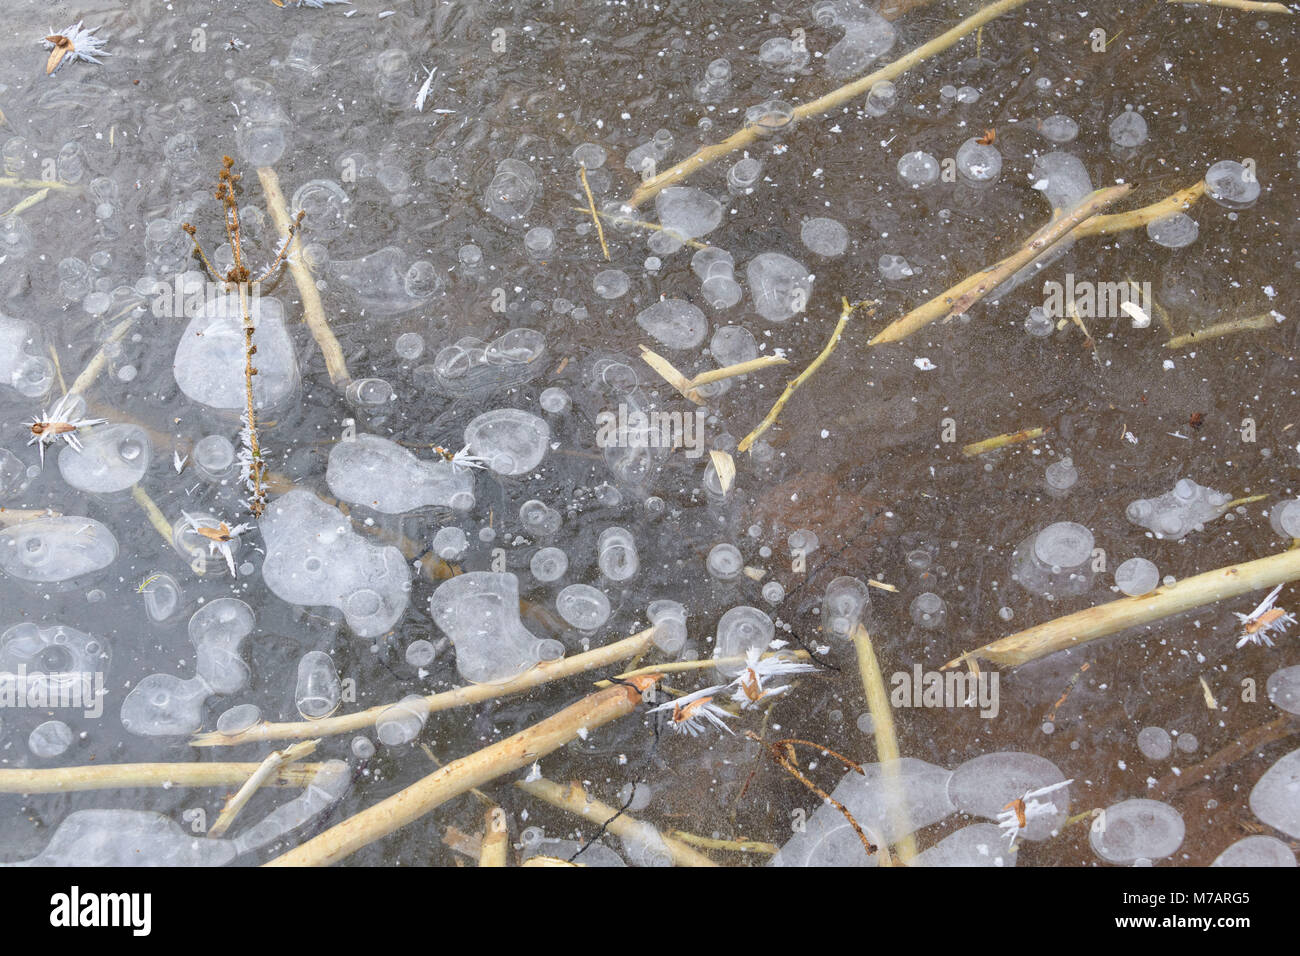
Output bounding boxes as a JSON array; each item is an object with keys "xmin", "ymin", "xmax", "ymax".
[{"xmin": 42, "ymin": 22, "xmax": 111, "ymax": 74}]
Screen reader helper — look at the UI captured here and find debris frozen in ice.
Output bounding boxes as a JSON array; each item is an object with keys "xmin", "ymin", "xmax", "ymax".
[
  {"xmin": 948, "ymin": 752, "xmax": 1070, "ymax": 842},
  {"xmin": 173, "ymin": 293, "xmax": 298, "ymax": 410}
]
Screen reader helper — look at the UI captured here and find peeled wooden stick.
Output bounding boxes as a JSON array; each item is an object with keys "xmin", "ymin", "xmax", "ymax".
[
  {"xmin": 850, "ymin": 624, "xmax": 917, "ymax": 863},
  {"xmin": 69, "ymin": 309, "xmax": 138, "ymax": 397},
  {"xmin": 1072, "ymin": 181, "xmax": 1205, "ymax": 239},
  {"xmin": 625, "ymin": 0, "xmax": 1033, "ymax": 208},
  {"xmin": 0, "ymin": 761, "xmax": 327, "ymax": 794},
  {"xmin": 945, "ymin": 546, "xmax": 1300, "ymax": 670},
  {"xmin": 869, "ymin": 185, "xmax": 1131, "ymax": 345},
  {"xmin": 738, "ymin": 297, "xmax": 865, "ymax": 453},
  {"xmin": 578, "ymin": 166, "xmax": 610, "ymax": 261},
  {"xmin": 131, "ymin": 484, "xmax": 179, "ymax": 551},
  {"xmin": 208, "ymin": 740, "xmax": 319, "ymax": 838},
  {"xmin": 516, "ymin": 776, "xmax": 718, "ymax": 867},
  {"xmin": 265, "ymin": 677, "xmax": 659, "ymax": 867},
  {"xmin": 257, "ymin": 165, "xmax": 351, "ymax": 387},
  {"xmin": 0, "ymin": 509, "xmax": 59, "ymax": 527},
  {"xmin": 596, "ymin": 648, "xmax": 812, "ymax": 685},
  {"xmin": 192, "ymin": 627, "xmax": 656, "ymax": 747},
  {"xmin": 640, "ymin": 346, "xmax": 790, "ymax": 405},
  {"xmin": 1168, "ymin": 0, "xmax": 1292, "ymax": 13}
]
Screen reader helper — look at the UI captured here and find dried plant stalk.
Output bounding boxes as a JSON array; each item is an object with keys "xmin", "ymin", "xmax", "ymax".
[
  {"xmin": 257, "ymin": 165, "xmax": 352, "ymax": 387},
  {"xmin": 670, "ymin": 831, "xmax": 778, "ymax": 855},
  {"xmin": 850, "ymin": 624, "xmax": 916, "ymax": 863},
  {"xmin": 1071, "ymin": 181, "xmax": 1205, "ymax": 238},
  {"xmin": 479, "ymin": 807, "xmax": 509, "ymax": 867},
  {"xmin": 625, "ymin": 0, "xmax": 1034, "ymax": 208},
  {"xmin": 130, "ymin": 485, "xmax": 177, "ymax": 549},
  {"xmin": 738, "ymin": 298, "xmax": 866, "ymax": 453},
  {"xmin": 578, "ymin": 165, "xmax": 610, "ymax": 261},
  {"xmin": 869, "ymin": 185, "xmax": 1132, "ymax": 345},
  {"xmin": 192, "ymin": 627, "xmax": 657, "ymax": 747},
  {"xmin": 208, "ymin": 739, "xmax": 319, "ymax": 838},
  {"xmin": 516, "ymin": 776, "xmax": 718, "ymax": 867},
  {"xmin": 945, "ymin": 546, "xmax": 1300, "ymax": 670},
  {"xmin": 265, "ymin": 678, "xmax": 659, "ymax": 867},
  {"xmin": 69, "ymin": 309, "xmax": 139, "ymax": 397},
  {"xmin": 1165, "ymin": 311, "xmax": 1279, "ymax": 349},
  {"xmin": 0, "ymin": 761, "xmax": 327, "ymax": 794},
  {"xmin": 961, "ymin": 427, "xmax": 1046, "ymax": 457},
  {"xmin": 1167, "ymin": 0, "xmax": 1292, "ymax": 13}
]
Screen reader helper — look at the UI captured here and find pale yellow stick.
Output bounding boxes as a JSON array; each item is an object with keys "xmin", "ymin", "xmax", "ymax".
[
  {"xmin": 264, "ymin": 679, "xmax": 657, "ymax": 867},
  {"xmin": 69, "ymin": 312, "xmax": 137, "ymax": 397},
  {"xmin": 738, "ymin": 298, "xmax": 863, "ymax": 453},
  {"xmin": 208, "ymin": 740, "xmax": 319, "ymax": 838},
  {"xmin": 479, "ymin": 807, "xmax": 509, "ymax": 867},
  {"xmin": 0, "ymin": 509, "xmax": 59, "ymax": 527},
  {"xmin": 850, "ymin": 623, "xmax": 917, "ymax": 863},
  {"xmin": 577, "ymin": 165, "xmax": 610, "ymax": 261},
  {"xmin": 597, "ymin": 648, "xmax": 812, "ymax": 685},
  {"xmin": 688, "ymin": 355, "xmax": 789, "ymax": 388},
  {"xmin": 130, "ymin": 485, "xmax": 176, "ymax": 548},
  {"xmin": 0, "ymin": 762, "xmax": 328, "ymax": 794},
  {"xmin": 670, "ymin": 831, "xmax": 778, "ymax": 855},
  {"xmin": 626, "ymin": 0, "xmax": 1034, "ymax": 207},
  {"xmin": 2, "ymin": 188, "xmax": 48, "ymax": 218},
  {"xmin": 569, "ymin": 206, "xmax": 713, "ymax": 250},
  {"xmin": 869, "ymin": 185, "xmax": 1131, "ymax": 345},
  {"xmin": 516, "ymin": 777, "xmax": 719, "ymax": 867},
  {"xmin": 961, "ymin": 427, "xmax": 1045, "ymax": 457},
  {"xmin": 1168, "ymin": 0, "xmax": 1292, "ymax": 13},
  {"xmin": 257, "ymin": 165, "xmax": 351, "ymax": 387},
  {"xmin": 1165, "ymin": 312, "xmax": 1279, "ymax": 349},
  {"xmin": 640, "ymin": 347, "xmax": 790, "ymax": 405},
  {"xmin": 0, "ymin": 177, "xmax": 71, "ymax": 190},
  {"xmin": 945, "ymin": 546, "xmax": 1300, "ymax": 670},
  {"xmin": 192, "ymin": 627, "xmax": 657, "ymax": 747},
  {"xmin": 1072, "ymin": 181, "xmax": 1205, "ymax": 238}
]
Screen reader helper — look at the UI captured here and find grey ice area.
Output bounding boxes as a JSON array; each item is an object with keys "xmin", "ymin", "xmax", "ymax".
[
  {"xmin": 0, "ymin": 312, "xmax": 55, "ymax": 399},
  {"xmin": 330, "ymin": 246, "xmax": 441, "ymax": 315},
  {"xmin": 173, "ymin": 291, "xmax": 298, "ymax": 410},
  {"xmin": 1125, "ymin": 477, "xmax": 1230, "ymax": 539},
  {"xmin": 770, "ymin": 758, "xmax": 956, "ymax": 867},
  {"xmin": 120, "ymin": 598, "xmax": 254, "ymax": 736},
  {"xmin": 260, "ymin": 489, "xmax": 411, "ymax": 637},
  {"xmin": 0, "ymin": 515, "xmax": 118, "ymax": 583},
  {"xmin": 426, "ymin": 328, "xmax": 547, "ymax": 396},
  {"xmin": 327, "ymin": 433, "xmax": 474, "ymax": 513},
  {"xmin": 428, "ymin": 571, "xmax": 565, "ymax": 684}
]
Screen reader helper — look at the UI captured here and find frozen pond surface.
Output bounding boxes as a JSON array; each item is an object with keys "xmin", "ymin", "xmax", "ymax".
[{"xmin": 0, "ymin": 0, "xmax": 1296, "ymax": 866}]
